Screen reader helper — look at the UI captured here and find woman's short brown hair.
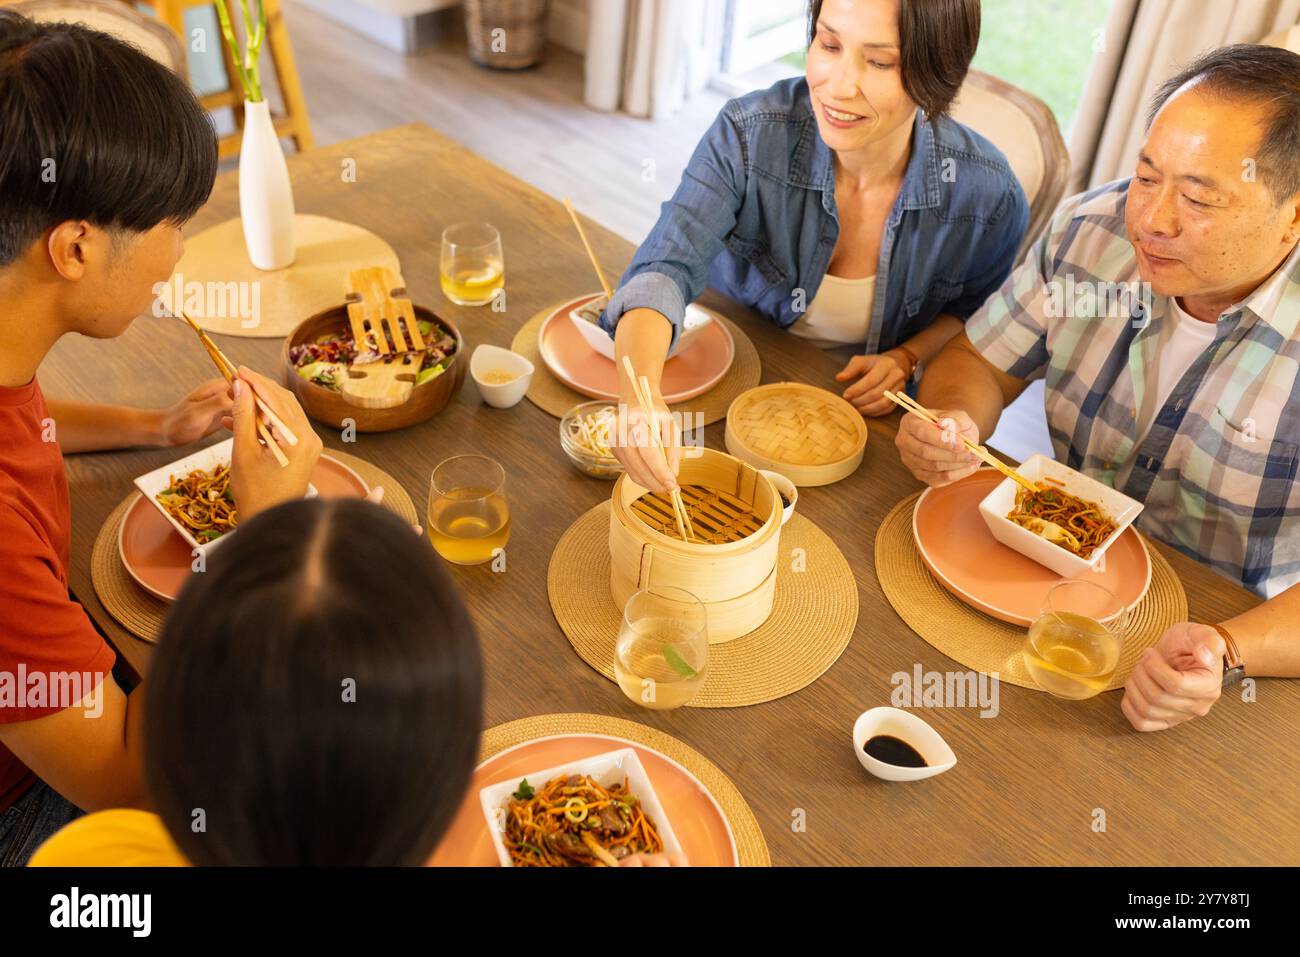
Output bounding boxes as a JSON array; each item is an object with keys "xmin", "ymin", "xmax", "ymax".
[{"xmin": 807, "ymin": 0, "xmax": 981, "ymax": 120}]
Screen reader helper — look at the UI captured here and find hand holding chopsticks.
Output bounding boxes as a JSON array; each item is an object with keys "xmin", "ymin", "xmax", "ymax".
[
  {"xmin": 884, "ymin": 390, "xmax": 1039, "ymax": 493},
  {"xmin": 620, "ymin": 356, "xmax": 695, "ymax": 542},
  {"xmin": 176, "ymin": 310, "xmax": 297, "ymax": 467}
]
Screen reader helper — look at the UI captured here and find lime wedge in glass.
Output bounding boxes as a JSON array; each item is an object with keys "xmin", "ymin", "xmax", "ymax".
[{"xmin": 663, "ymin": 645, "xmax": 698, "ymax": 680}]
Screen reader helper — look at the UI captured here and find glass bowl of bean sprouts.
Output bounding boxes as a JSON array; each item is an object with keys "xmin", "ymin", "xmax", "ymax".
[{"xmin": 559, "ymin": 401, "xmax": 624, "ymax": 479}]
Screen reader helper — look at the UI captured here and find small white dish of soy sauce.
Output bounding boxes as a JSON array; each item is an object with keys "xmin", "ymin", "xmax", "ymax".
[{"xmin": 852, "ymin": 707, "xmax": 956, "ymax": 782}]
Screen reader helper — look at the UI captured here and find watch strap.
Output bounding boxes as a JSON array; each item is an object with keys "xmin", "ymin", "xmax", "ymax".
[
  {"xmin": 1213, "ymin": 623, "xmax": 1245, "ymax": 687},
  {"xmin": 895, "ymin": 345, "xmax": 920, "ymax": 382}
]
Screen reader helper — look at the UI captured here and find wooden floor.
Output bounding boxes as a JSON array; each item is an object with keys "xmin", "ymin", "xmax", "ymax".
[
  {"xmin": 282, "ymin": 1, "xmax": 728, "ymax": 244},
  {"xmin": 279, "ymin": 0, "xmax": 1051, "ymax": 458}
]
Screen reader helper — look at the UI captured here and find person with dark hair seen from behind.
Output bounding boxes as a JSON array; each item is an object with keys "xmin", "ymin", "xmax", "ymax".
[
  {"xmin": 29, "ymin": 500, "xmax": 480, "ymax": 866},
  {"xmin": 607, "ymin": 0, "xmax": 1029, "ymax": 492},
  {"xmin": 28, "ymin": 498, "xmax": 684, "ymax": 866},
  {"xmin": 894, "ymin": 45, "xmax": 1300, "ymax": 732},
  {"xmin": 0, "ymin": 10, "xmax": 322, "ymax": 866}
]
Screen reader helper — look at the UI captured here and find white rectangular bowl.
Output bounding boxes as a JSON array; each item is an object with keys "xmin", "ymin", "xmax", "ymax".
[
  {"xmin": 569, "ymin": 297, "xmax": 714, "ymax": 361},
  {"xmin": 479, "ymin": 747, "xmax": 682, "ymax": 867},
  {"xmin": 133, "ymin": 437, "xmax": 314, "ymax": 556},
  {"xmin": 977, "ymin": 454, "xmax": 1144, "ymax": 578}
]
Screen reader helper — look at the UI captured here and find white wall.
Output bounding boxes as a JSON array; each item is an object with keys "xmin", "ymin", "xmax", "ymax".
[
  {"xmin": 548, "ymin": 0, "xmax": 590, "ymax": 53},
  {"xmin": 290, "ymin": 0, "xmax": 590, "ymax": 56}
]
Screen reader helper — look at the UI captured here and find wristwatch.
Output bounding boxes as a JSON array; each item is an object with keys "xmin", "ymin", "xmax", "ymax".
[
  {"xmin": 1213, "ymin": 623, "xmax": 1246, "ymax": 688},
  {"xmin": 893, "ymin": 345, "xmax": 921, "ymax": 384}
]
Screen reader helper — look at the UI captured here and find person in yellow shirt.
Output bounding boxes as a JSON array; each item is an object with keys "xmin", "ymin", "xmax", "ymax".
[
  {"xmin": 29, "ymin": 809, "xmax": 186, "ymax": 867},
  {"xmin": 31, "ymin": 497, "xmax": 690, "ymax": 867},
  {"xmin": 32, "ymin": 497, "xmax": 485, "ymax": 866}
]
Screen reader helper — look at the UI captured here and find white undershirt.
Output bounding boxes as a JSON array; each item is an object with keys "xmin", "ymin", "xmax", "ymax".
[
  {"xmin": 789, "ymin": 273, "xmax": 877, "ymax": 349},
  {"xmin": 1114, "ymin": 297, "xmax": 1218, "ymax": 488}
]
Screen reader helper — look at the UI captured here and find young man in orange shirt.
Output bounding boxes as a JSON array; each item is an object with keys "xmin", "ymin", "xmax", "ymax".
[{"xmin": 0, "ymin": 11, "xmax": 321, "ymax": 864}]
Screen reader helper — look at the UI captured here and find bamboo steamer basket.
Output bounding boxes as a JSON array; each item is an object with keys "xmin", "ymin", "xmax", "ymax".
[
  {"xmin": 725, "ymin": 382, "xmax": 868, "ymax": 486},
  {"xmin": 609, "ymin": 448, "xmax": 782, "ymax": 644}
]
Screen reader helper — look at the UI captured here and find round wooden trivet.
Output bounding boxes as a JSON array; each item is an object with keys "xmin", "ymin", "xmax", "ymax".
[{"xmin": 174, "ymin": 215, "xmax": 401, "ymax": 338}]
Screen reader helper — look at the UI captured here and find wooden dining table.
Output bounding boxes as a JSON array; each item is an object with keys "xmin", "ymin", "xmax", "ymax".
[{"xmin": 41, "ymin": 124, "xmax": 1300, "ymax": 867}]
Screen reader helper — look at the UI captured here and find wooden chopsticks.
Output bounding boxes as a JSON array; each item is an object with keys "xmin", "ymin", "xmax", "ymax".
[
  {"xmin": 620, "ymin": 355, "xmax": 695, "ymax": 542},
  {"xmin": 176, "ymin": 310, "xmax": 296, "ymax": 468},
  {"xmin": 564, "ymin": 198, "xmax": 612, "ymax": 299},
  {"xmin": 883, "ymin": 390, "xmax": 1039, "ymax": 493}
]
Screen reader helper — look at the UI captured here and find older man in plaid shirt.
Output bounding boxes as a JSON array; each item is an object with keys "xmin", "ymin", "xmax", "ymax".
[{"xmin": 896, "ymin": 44, "xmax": 1300, "ymax": 732}]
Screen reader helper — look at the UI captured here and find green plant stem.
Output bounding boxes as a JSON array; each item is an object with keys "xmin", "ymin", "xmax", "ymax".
[{"xmin": 214, "ymin": 0, "xmax": 266, "ymax": 103}]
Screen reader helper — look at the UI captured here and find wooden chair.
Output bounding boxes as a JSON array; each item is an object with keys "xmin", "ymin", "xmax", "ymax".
[
  {"xmin": 6, "ymin": 0, "xmax": 184, "ymax": 73},
  {"xmin": 949, "ymin": 69, "xmax": 1071, "ymax": 255},
  {"xmin": 150, "ymin": 0, "xmax": 314, "ymax": 159}
]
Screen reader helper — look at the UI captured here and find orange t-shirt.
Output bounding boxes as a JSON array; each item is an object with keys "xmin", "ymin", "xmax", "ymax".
[{"xmin": 0, "ymin": 378, "xmax": 117, "ymax": 813}]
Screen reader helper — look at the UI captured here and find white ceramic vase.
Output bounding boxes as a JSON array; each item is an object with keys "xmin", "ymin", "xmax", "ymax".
[{"xmin": 238, "ymin": 99, "xmax": 295, "ymax": 270}]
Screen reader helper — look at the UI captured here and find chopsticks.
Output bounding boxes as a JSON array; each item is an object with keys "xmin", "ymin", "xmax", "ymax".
[
  {"xmin": 564, "ymin": 198, "xmax": 613, "ymax": 299},
  {"xmin": 883, "ymin": 390, "xmax": 1039, "ymax": 493},
  {"xmin": 620, "ymin": 355, "xmax": 695, "ymax": 542},
  {"xmin": 176, "ymin": 310, "xmax": 295, "ymax": 469}
]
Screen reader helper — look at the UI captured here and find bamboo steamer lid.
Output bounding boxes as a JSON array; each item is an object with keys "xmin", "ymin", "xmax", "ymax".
[
  {"xmin": 608, "ymin": 448, "xmax": 782, "ymax": 643},
  {"xmin": 724, "ymin": 382, "xmax": 868, "ymax": 486}
]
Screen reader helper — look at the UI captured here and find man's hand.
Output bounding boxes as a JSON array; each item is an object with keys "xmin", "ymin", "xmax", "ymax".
[
  {"xmin": 895, "ymin": 408, "xmax": 982, "ymax": 486},
  {"xmin": 229, "ymin": 367, "xmax": 322, "ymax": 520},
  {"xmin": 156, "ymin": 378, "xmax": 232, "ymax": 447},
  {"xmin": 1121, "ymin": 623, "xmax": 1226, "ymax": 732},
  {"xmin": 612, "ymin": 383, "xmax": 681, "ymax": 493},
  {"xmin": 46, "ymin": 384, "xmax": 228, "ymax": 454},
  {"xmin": 836, "ymin": 352, "xmax": 909, "ymax": 417}
]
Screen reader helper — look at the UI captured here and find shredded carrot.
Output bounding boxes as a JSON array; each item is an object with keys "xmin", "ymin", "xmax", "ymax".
[{"xmin": 500, "ymin": 773, "xmax": 664, "ymax": 867}]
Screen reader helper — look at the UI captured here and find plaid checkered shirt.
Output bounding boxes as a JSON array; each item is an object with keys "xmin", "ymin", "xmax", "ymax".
[{"xmin": 965, "ymin": 178, "xmax": 1300, "ymax": 599}]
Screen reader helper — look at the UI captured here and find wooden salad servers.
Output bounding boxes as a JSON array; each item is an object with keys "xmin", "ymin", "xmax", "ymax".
[{"xmin": 339, "ymin": 266, "xmax": 426, "ymax": 409}]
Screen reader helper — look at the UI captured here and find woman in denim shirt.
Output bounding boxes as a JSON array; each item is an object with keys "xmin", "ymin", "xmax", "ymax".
[{"xmin": 608, "ymin": 0, "xmax": 1029, "ymax": 491}]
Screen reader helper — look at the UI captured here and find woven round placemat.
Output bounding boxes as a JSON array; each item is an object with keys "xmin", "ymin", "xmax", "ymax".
[
  {"xmin": 90, "ymin": 451, "xmax": 418, "ymax": 643},
  {"xmin": 174, "ymin": 215, "xmax": 401, "ymax": 338},
  {"xmin": 874, "ymin": 492, "xmax": 1189, "ymax": 692},
  {"xmin": 548, "ymin": 502, "xmax": 858, "ymax": 707},
  {"xmin": 510, "ymin": 305, "xmax": 761, "ymax": 424},
  {"xmin": 480, "ymin": 712, "xmax": 769, "ymax": 866}
]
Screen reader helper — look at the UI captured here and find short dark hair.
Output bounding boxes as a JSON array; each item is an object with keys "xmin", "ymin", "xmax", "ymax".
[
  {"xmin": 1148, "ymin": 43, "xmax": 1300, "ymax": 203},
  {"xmin": 0, "ymin": 11, "xmax": 217, "ymax": 266},
  {"xmin": 145, "ymin": 498, "xmax": 485, "ymax": 866},
  {"xmin": 807, "ymin": 0, "xmax": 981, "ymax": 120}
]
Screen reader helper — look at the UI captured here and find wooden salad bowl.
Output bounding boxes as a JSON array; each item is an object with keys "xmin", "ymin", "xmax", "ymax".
[{"xmin": 280, "ymin": 302, "xmax": 466, "ymax": 433}]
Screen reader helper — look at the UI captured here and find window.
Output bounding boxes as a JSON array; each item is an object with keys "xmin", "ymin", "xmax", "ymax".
[
  {"xmin": 971, "ymin": 0, "xmax": 1115, "ymax": 134},
  {"xmin": 713, "ymin": 0, "xmax": 808, "ymax": 94}
]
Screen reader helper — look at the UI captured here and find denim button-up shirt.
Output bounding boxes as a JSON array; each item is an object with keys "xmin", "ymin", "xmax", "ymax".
[{"xmin": 601, "ymin": 77, "xmax": 1029, "ymax": 355}]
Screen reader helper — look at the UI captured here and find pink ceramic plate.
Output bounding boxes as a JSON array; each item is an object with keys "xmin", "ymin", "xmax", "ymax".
[
  {"xmin": 537, "ymin": 295, "xmax": 735, "ymax": 403},
  {"xmin": 118, "ymin": 455, "xmax": 369, "ymax": 602},
  {"xmin": 429, "ymin": 733, "xmax": 739, "ymax": 867},
  {"xmin": 911, "ymin": 469, "xmax": 1152, "ymax": 626}
]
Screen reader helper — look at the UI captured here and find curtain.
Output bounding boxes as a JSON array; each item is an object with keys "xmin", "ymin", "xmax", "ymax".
[
  {"xmin": 584, "ymin": 0, "xmax": 690, "ymax": 120},
  {"xmin": 1067, "ymin": 0, "xmax": 1300, "ymax": 194}
]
